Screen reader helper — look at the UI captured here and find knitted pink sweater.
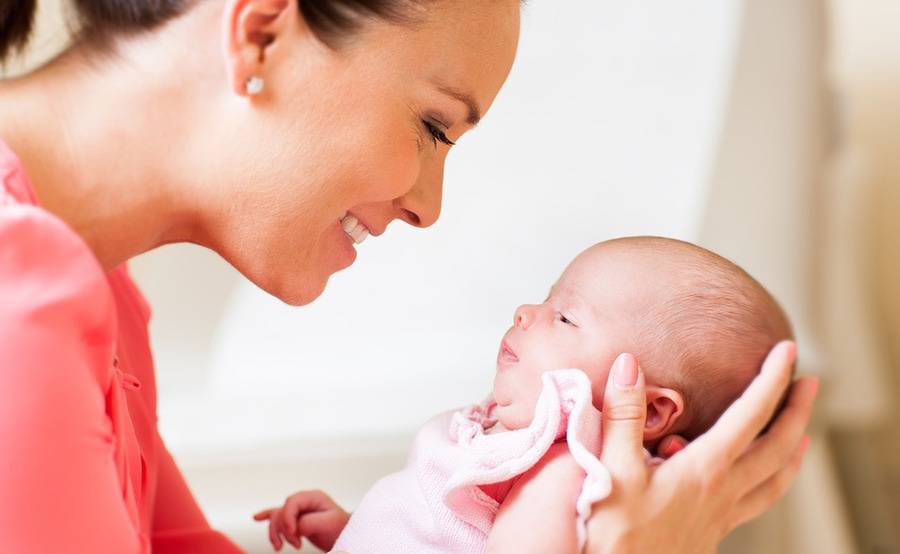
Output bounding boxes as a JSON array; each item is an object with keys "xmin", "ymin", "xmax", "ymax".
[{"xmin": 334, "ymin": 369, "xmax": 612, "ymax": 553}]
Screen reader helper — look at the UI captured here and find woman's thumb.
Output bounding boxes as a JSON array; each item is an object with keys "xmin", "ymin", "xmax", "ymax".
[{"xmin": 600, "ymin": 353, "xmax": 649, "ymax": 485}]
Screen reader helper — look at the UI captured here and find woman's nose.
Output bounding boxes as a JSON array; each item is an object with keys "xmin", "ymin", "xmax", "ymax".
[
  {"xmin": 395, "ymin": 157, "xmax": 444, "ymax": 228},
  {"xmin": 515, "ymin": 305, "xmax": 537, "ymax": 330}
]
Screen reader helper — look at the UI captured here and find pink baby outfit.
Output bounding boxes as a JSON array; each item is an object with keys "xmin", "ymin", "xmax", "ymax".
[
  {"xmin": 333, "ymin": 369, "xmax": 612, "ymax": 554},
  {"xmin": 0, "ymin": 140, "xmax": 242, "ymax": 553}
]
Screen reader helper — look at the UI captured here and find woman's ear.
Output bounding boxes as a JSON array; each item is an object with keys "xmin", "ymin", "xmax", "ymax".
[
  {"xmin": 642, "ymin": 386, "xmax": 685, "ymax": 441},
  {"xmin": 222, "ymin": 0, "xmax": 297, "ymax": 97}
]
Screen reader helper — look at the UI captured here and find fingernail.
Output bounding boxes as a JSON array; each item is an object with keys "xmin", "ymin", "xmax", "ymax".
[
  {"xmin": 801, "ymin": 435, "xmax": 811, "ymax": 453},
  {"xmin": 786, "ymin": 341, "xmax": 797, "ymax": 361},
  {"xmin": 613, "ymin": 353, "xmax": 638, "ymax": 388}
]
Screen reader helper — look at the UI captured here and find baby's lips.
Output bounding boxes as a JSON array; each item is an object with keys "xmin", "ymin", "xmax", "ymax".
[{"xmin": 499, "ymin": 339, "xmax": 518, "ymax": 360}]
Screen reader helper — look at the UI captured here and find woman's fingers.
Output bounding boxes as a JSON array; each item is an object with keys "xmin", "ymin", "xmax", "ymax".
[
  {"xmin": 689, "ymin": 341, "xmax": 797, "ymax": 465},
  {"xmin": 599, "ymin": 353, "xmax": 649, "ymax": 488},
  {"xmin": 731, "ymin": 377, "xmax": 819, "ymax": 491},
  {"xmin": 730, "ymin": 435, "xmax": 810, "ymax": 530}
]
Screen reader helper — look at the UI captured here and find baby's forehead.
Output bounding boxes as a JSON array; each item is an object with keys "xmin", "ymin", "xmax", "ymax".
[
  {"xmin": 555, "ymin": 257, "xmax": 654, "ymax": 310},
  {"xmin": 575, "ymin": 239, "xmax": 710, "ymax": 280},
  {"xmin": 556, "ymin": 242, "xmax": 702, "ymax": 310},
  {"xmin": 562, "ymin": 243, "xmax": 672, "ymax": 286}
]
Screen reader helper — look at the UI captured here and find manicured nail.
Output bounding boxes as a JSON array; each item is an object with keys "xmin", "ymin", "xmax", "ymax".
[
  {"xmin": 809, "ymin": 377, "xmax": 820, "ymax": 396},
  {"xmin": 786, "ymin": 340, "xmax": 797, "ymax": 361},
  {"xmin": 613, "ymin": 353, "xmax": 638, "ymax": 388}
]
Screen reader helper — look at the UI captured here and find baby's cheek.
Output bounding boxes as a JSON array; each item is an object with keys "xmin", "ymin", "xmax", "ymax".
[
  {"xmin": 575, "ymin": 356, "xmax": 616, "ymax": 409},
  {"xmin": 587, "ymin": 370, "xmax": 612, "ymax": 411},
  {"xmin": 498, "ymin": 404, "xmax": 532, "ymax": 430},
  {"xmin": 514, "ymin": 389, "xmax": 543, "ymax": 429}
]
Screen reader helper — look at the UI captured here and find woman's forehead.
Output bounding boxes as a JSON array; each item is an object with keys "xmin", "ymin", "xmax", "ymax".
[{"xmin": 391, "ymin": 1, "xmax": 520, "ymax": 110}]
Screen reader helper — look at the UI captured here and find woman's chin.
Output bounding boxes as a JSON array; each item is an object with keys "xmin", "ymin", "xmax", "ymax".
[
  {"xmin": 278, "ymin": 276, "xmax": 330, "ymax": 306},
  {"xmin": 248, "ymin": 222, "xmax": 361, "ymax": 306},
  {"xmin": 254, "ymin": 267, "xmax": 331, "ymax": 307}
]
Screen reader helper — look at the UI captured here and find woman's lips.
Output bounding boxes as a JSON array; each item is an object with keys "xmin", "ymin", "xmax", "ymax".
[{"xmin": 331, "ymin": 217, "xmax": 358, "ymax": 270}]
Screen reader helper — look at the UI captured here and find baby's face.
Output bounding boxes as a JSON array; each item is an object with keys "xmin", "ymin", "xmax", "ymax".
[{"xmin": 493, "ymin": 245, "xmax": 655, "ymax": 429}]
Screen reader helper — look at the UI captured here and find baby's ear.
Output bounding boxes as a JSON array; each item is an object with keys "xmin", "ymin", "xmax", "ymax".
[{"xmin": 642, "ymin": 386, "xmax": 685, "ymax": 441}]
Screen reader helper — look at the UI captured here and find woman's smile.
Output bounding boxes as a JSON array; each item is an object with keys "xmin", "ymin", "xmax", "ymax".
[
  {"xmin": 340, "ymin": 213, "xmax": 370, "ymax": 245},
  {"xmin": 332, "ymin": 212, "xmax": 375, "ymax": 269},
  {"xmin": 330, "ymin": 217, "xmax": 359, "ymax": 270}
]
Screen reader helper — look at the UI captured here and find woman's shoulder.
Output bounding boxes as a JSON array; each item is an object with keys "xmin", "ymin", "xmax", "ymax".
[{"xmin": 0, "ymin": 201, "xmax": 117, "ymax": 384}]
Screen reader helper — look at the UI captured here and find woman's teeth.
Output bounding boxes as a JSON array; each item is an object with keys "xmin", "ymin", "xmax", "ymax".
[{"xmin": 340, "ymin": 214, "xmax": 369, "ymax": 245}]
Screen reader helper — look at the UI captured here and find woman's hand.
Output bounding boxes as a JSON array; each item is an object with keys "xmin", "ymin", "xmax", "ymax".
[
  {"xmin": 253, "ymin": 490, "xmax": 350, "ymax": 552},
  {"xmin": 586, "ymin": 342, "xmax": 818, "ymax": 553}
]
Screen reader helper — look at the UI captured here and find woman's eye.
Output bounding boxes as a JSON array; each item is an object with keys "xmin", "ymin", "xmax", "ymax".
[{"xmin": 423, "ymin": 119, "xmax": 456, "ymax": 148}]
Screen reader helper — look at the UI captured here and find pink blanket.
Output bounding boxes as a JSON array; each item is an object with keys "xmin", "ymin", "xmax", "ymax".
[{"xmin": 333, "ymin": 369, "xmax": 612, "ymax": 553}]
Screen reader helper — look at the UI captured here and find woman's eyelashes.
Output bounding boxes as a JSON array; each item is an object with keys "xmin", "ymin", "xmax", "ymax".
[{"xmin": 423, "ymin": 119, "xmax": 456, "ymax": 147}]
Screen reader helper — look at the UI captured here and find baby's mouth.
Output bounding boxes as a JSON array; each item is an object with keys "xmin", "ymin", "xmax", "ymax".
[{"xmin": 499, "ymin": 339, "xmax": 519, "ymax": 364}]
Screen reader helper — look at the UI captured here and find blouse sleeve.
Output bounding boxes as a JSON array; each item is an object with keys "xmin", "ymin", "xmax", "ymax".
[
  {"xmin": 0, "ymin": 204, "xmax": 143, "ymax": 552},
  {"xmin": 150, "ymin": 432, "xmax": 245, "ymax": 554}
]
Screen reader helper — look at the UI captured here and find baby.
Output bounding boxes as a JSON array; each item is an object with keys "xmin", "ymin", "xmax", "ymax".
[{"xmin": 254, "ymin": 236, "xmax": 792, "ymax": 553}]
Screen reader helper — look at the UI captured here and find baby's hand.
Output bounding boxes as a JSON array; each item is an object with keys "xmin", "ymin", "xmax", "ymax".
[{"xmin": 253, "ymin": 490, "xmax": 350, "ymax": 552}]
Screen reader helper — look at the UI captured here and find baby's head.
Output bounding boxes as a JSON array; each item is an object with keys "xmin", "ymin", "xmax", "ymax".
[{"xmin": 492, "ymin": 236, "xmax": 792, "ymax": 445}]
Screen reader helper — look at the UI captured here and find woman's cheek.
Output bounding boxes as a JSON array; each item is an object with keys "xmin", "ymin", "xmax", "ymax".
[
  {"xmin": 351, "ymin": 122, "xmax": 423, "ymax": 202},
  {"xmin": 377, "ymin": 143, "xmax": 421, "ymax": 201}
]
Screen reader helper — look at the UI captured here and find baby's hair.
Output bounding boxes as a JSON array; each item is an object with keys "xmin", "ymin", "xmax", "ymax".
[{"xmin": 601, "ymin": 236, "xmax": 794, "ymax": 440}]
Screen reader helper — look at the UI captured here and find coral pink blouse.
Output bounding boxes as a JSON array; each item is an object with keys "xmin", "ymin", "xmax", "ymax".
[{"xmin": 0, "ymin": 140, "xmax": 243, "ymax": 553}]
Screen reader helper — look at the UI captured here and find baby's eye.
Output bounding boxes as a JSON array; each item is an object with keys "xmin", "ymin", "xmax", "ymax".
[{"xmin": 557, "ymin": 313, "xmax": 576, "ymax": 326}]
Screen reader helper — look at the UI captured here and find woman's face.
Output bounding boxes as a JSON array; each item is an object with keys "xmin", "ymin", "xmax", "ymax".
[{"xmin": 216, "ymin": 0, "xmax": 521, "ymax": 305}]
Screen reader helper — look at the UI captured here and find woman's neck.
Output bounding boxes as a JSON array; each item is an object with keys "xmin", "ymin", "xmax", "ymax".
[{"xmin": 0, "ymin": 4, "xmax": 225, "ymax": 270}]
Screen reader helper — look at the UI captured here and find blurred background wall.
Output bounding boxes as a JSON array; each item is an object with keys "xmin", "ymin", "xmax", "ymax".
[
  {"xmin": 4, "ymin": 1, "xmax": 898, "ymax": 552},
  {"xmin": 825, "ymin": 0, "xmax": 900, "ymax": 551}
]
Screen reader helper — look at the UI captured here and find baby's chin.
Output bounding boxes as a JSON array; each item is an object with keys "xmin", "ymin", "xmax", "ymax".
[{"xmin": 495, "ymin": 403, "xmax": 532, "ymax": 431}]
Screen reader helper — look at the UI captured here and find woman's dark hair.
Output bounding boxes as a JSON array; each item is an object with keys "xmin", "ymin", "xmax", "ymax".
[{"xmin": 0, "ymin": 0, "xmax": 418, "ymax": 63}]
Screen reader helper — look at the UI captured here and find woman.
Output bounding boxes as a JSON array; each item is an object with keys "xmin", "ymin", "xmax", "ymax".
[{"xmin": 0, "ymin": 0, "xmax": 817, "ymax": 552}]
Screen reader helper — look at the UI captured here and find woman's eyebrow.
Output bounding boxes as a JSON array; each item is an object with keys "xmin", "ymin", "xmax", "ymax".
[{"xmin": 432, "ymin": 80, "xmax": 482, "ymax": 126}]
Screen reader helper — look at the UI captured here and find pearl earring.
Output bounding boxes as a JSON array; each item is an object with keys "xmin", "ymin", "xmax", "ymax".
[{"xmin": 246, "ymin": 76, "xmax": 264, "ymax": 96}]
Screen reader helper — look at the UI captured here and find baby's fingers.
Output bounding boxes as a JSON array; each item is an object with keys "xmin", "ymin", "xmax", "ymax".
[
  {"xmin": 253, "ymin": 509, "xmax": 275, "ymax": 521},
  {"xmin": 282, "ymin": 527, "xmax": 302, "ymax": 550},
  {"xmin": 268, "ymin": 519, "xmax": 284, "ymax": 551},
  {"xmin": 281, "ymin": 490, "xmax": 337, "ymax": 536}
]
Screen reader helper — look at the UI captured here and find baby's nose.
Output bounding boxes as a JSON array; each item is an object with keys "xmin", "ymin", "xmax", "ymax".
[{"xmin": 514, "ymin": 305, "xmax": 537, "ymax": 330}]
